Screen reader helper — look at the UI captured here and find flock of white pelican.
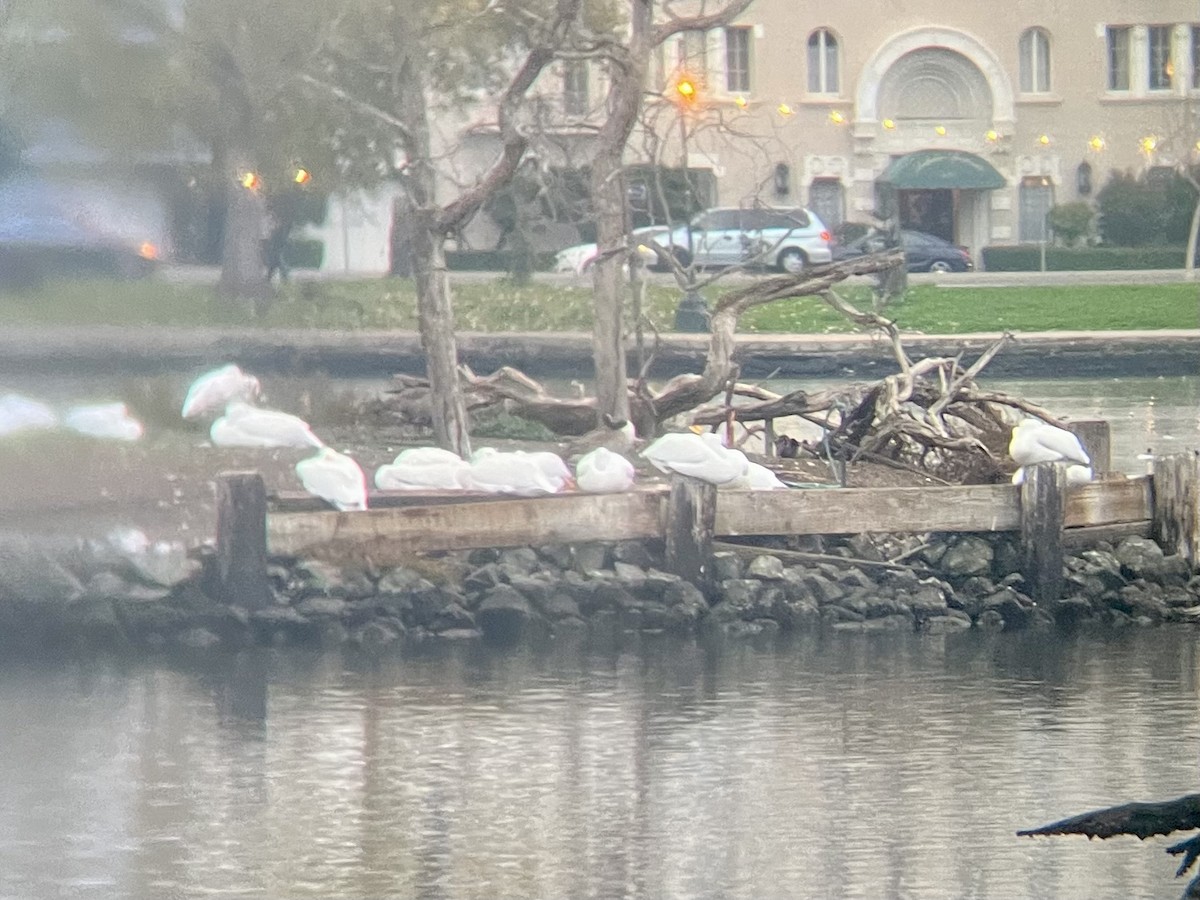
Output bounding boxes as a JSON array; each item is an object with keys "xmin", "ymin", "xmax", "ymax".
[{"xmin": 0, "ymin": 360, "xmax": 1096, "ymax": 512}]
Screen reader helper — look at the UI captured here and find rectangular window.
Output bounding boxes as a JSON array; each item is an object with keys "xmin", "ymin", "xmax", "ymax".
[
  {"xmin": 1019, "ymin": 177, "xmax": 1054, "ymax": 242},
  {"xmin": 1019, "ymin": 29, "xmax": 1051, "ymax": 93},
  {"xmin": 1106, "ymin": 25, "xmax": 1130, "ymax": 91},
  {"xmin": 1149, "ymin": 25, "xmax": 1172, "ymax": 90},
  {"xmin": 679, "ymin": 29, "xmax": 708, "ymax": 81},
  {"xmin": 725, "ymin": 27, "xmax": 751, "ymax": 93},
  {"xmin": 562, "ymin": 60, "xmax": 588, "ymax": 117}
]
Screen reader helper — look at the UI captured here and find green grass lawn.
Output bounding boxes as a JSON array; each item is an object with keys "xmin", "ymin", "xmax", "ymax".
[{"xmin": 2, "ymin": 275, "xmax": 1197, "ymax": 334}]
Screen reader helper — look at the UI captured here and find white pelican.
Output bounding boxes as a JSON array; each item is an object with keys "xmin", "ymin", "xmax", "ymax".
[
  {"xmin": 182, "ymin": 364, "xmax": 262, "ymax": 419},
  {"xmin": 295, "ymin": 447, "xmax": 368, "ymax": 511},
  {"xmin": 517, "ymin": 450, "xmax": 574, "ymax": 487},
  {"xmin": 467, "ymin": 448, "xmax": 569, "ymax": 496},
  {"xmin": 375, "ymin": 446, "xmax": 471, "ymax": 491},
  {"xmin": 575, "ymin": 447, "xmax": 636, "ymax": 493},
  {"xmin": 63, "ymin": 402, "xmax": 144, "ymax": 441},
  {"xmin": 641, "ymin": 431, "xmax": 748, "ymax": 486},
  {"xmin": 0, "ymin": 393, "xmax": 57, "ymax": 436},
  {"xmin": 565, "ymin": 415, "xmax": 639, "ymax": 459},
  {"xmin": 210, "ymin": 401, "xmax": 323, "ymax": 449},
  {"xmin": 1011, "ymin": 464, "xmax": 1094, "ymax": 487},
  {"xmin": 1008, "ymin": 419, "xmax": 1090, "ymax": 467}
]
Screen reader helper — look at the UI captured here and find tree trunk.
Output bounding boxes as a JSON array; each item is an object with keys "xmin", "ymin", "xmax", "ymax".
[
  {"xmin": 411, "ymin": 214, "xmax": 472, "ymax": 456},
  {"xmin": 216, "ymin": 147, "xmax": 271, "ymax": 311},
  {"xmin": 588, "ymin": 0, "xmax": 653, "ymax": 425},
  {"xmin": 1186, "ymin": 187, "xmax": 1200, "ymax": 277}
]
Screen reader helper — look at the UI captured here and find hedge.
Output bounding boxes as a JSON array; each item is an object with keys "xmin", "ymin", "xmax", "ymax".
[
  {"xmin": 445, "ymin": 250, "xmax": 557, "ymax": 272},
  {"xmin": 282, "ymin": 239, "xmax": 325, "ymax": 270},
  {"xmin": 981, "ymin": 244, "xmax": 1193, "ymax": 272}
]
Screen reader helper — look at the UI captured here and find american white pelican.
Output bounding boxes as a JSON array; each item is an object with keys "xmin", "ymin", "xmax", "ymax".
[
  {"xmin": 1011, "ymin": 464, "xmax": 1094, "ymax": 487},
  {"xmin": 517, "ymin": 450, "xmax": 574, "ymax": 487},
  {"xmin": 375, "ymin": 446, "xmax": 471, "ymax": 490},
  {"xmin": 1008, "ymin": 419, "xmax": 1090, "ymax": 467},
  {"xmin": 210, "ymin": 401, "xmax": 323, "ymax": 448},
  {"xmin": 62, "ymin": 402, "xmax": 144, "ymax": 441},
  {"xmin": 575, "ymin": 447, "xmax": 636, "ymax": 493},
  {"xmin": 295, "ymin": 447, "xmax": 368, "ymax": 511},
  {"xmin": 467, "ymin": 448, "xmax": 569, "ymax": 496},
  {"xmin": 565, "ymin": 415, "xmax": 639, "ymax": 458},
  {"xmin": 182, "ymin": 364, "xmax": 262, "ymax": 419},
  {"xmin": 641, "ymin": 431, "xmax": 748, "ymax": 486},
  {"xmin": 0, "ymin": 393, "xmax": 57, "ymax": 436}
]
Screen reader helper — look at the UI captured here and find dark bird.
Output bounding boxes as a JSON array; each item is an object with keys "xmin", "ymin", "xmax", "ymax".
[
  {"xmin": 774, "ymin": 434, "xmax": 800, "ymax": 458},
  {"xmin": 1019, "ymin": 793, "xmax": 1200, "ymax": 898}
]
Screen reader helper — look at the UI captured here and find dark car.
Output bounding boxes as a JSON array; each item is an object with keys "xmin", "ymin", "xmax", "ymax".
[
  {"xmin": 832, "ymin": 228, "xmax": 974, "ymax": 273},
  {"xmin": 0, "ymin": 176, "xmax": 159, "ymax": 287}
]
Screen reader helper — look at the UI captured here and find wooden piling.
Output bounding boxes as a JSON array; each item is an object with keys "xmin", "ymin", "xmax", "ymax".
[
  {"xmin": 1152, "ymin": 453, "xmax": 1200, "ymax": 566},
  {"xmin": 215, "ymin": 472, "xmax": 271, "ymax": 610},
  {"xmin": 1018, "ymin": 462, "xmax": 1067, "ymax": 604},
  {"xmin": 665, "ymin": 474, "xmax": 717, "ymax": 592},
  {"xmin": 1068, "ymin": 420, "xmax": 1112, "ymax": 474}
]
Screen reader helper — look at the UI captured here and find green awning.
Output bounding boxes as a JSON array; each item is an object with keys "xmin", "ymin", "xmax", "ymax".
[{"xmin": 878, "ymin": 149, "xmax": 1006, "ymax": 190}]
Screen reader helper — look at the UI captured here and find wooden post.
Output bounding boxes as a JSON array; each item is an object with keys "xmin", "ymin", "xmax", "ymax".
[
  {"xmin": 665, "ymin": 474, "xmax": 717, "ymax": 593},
  {"xmin": 1018, "ymin": 462, "xmax": 1067, "ymax": 605},
  {"xmin": 763, "ymin": 417, "xmax": 776, "ymax": 457},
  {"xmin": 1067, "ymin": 420, "xmax": 1111, "ymax": 474},
  {"xmin": 1152, "ymin": 453, "xmax": 1200, "ymax": 567},
  {"xmin": 215, "ymin": 472, "xmax": 271, "ymax": 610}
]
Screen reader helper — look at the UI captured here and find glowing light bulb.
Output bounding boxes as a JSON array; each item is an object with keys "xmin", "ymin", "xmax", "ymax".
[
  {"xmin": 1089, "ymin": 135, "xmax": 1106, "ymax": 152},
  {"xmin": 882, "ymin": 118, "xmax": 895, "ymax": 130},
  {"xmin": 293, "ymin": 168, "xmax": 311, "ymax": 184},
  {"xmin": 1140, "ymin": 134, "xmax": 1158, "ymax": 154},
  {"xmin": 934, "ymin": 125, "xmax": 947, "ymax": 136},
  {"xmin": 985, "ymin": 129, "xmax": 998, "ymax": 142},
  {"xmin": 734, "ymin": 95, "xmax": 747, "ymax": 108},
  {"xmin": 1037, "ymin": 134, "xmax": 1051, "ymax": 146},
  {"xmin": 828, "ymin": 109, "xmax": 845, "ymax": 124},
  {"xmin": 239, "ymin": 171, "xmax": 261, "ymax": 190},
  {"xmin": 778, "ymin": 103, "xmax": 794, "ymax": 117}
]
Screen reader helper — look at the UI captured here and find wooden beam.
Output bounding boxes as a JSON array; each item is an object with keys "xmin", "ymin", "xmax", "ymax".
[
  {"xmin": 665, "ymin": 475, "xmax": 717, "ymax": 592},
  {"xmin": 1019, "ymin": 463, "xmax": 1067, "ymax": 605},
  {"xmin": 1152, "ymin": 453, "xmax": 1200, "ymax": 566},
  {"xmin": 215, "ymin": 471, "xmax": 271, "ymax": 610},
  {"xmin": 1068, "ymin": 420, "xmax": 1112, "ymax": 474},
  {"xmin": 268, "ymin": 487, "xmax": 667, "ymax": 556}
]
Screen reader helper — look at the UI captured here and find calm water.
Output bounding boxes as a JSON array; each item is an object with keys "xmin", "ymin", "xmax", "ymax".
[
  {"xmin": 3, "ymin": 372, "xmax": 1200, "ymax": 899},
  {"xmin": 2, "ymin": 630, "xmax": 1200, "ymax": 900}
]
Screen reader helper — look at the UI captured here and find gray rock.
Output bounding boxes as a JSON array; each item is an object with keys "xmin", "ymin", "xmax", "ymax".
[
  {"xmin": 571, "ymin": 543, "xmax": 610, "ymax": 573},
  {"xmin": 83, "ymin": 570, "xmax": 171, "ymax": 603},
  {"xmin": 747, "ymin": 555, "xmax": 786, "ymax": 581},
  {"xmin": 799, "ymin": 572, "xmax": 846, "ymax": 605},
  {"xmin": 497, "ymin": 547, "xmax": 540, "ymax": 577},
  {"xmin": 980, "ymin": 587, "xmax": 1034, "ymax": 630},
  {"xmin": 293, "ymin": 560, "xmax": 375, "ymax": 600},
  {"xmin": 712, "ymin": 552, "xmax": 744, "ymax": 582},
  {"xmin": 921, "ymin": 611, "xmax": 973, "ymax": 633},
  {"xmin": 176, "ymin": 627, "xmax": 222, "ymax": 649},
  {"xmin": 351, "ymin": 620, "xmax": 402, "ymax": 650},
  {"xmin": 296, "ymin": 597, "xmax": 348, "ymax": 619},
  {"xmin": 477, "ymin": 587, "xmax": 536, "ymax": 641},
  {"xmin": 536, "ymin": 544, "xmax": 575, "ymax": 569},
  {"xmin": 1114, "ymin": 537, "xmax": 1169, "ymax": 583},
  {"xmin": 939, "ymin": 536, "xmax": 994, "ymax": 578},
  {"xmin": 430, "ymin": 602, "xmax": 476, "ymax": 633},
  {"xmin": 846, "ymin": 533, "xmax": 886, "ymax": 561},
  {"xmin": 0, "ymin": 536, "xmax": 84, "ymax": 605},
  {"xmin": 772, "ymin": 595, "xmax": 820, "ymax": 630},
  {"xmin": 462, "ymin": 564, "xmax": 504, "ymax": 594},
  {"xmin": 613, "ymin": 541, "xmax": 656, "ymax": 569},
  {"xmin": 613, "ymin": 561, "xmax": 647, "ymax": 591},
  {"xmin": 821, "ymin": 605, "xmax": 866, "ymax": 624},
  {"xmin": 535, "ymin": 591, "xmax": 582, "ymax": 620}
]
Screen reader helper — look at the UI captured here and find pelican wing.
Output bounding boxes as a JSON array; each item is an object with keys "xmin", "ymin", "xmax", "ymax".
[{"xmin": 296, "ymin": 449, "xmax": 367, "ymax": 511}]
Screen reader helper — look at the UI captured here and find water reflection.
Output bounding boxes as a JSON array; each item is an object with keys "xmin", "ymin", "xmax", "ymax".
[{"xmin": 2, "ymin": 631, "xmax": 1199, "ymax": 899}]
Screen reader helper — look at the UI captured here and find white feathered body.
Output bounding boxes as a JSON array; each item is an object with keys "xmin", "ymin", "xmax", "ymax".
[
  {"xmin": 210, "ymin": 402, "xmax": 323, "ymax": 449},
  {"xmin": 467, "ymin": 448, "xmax": 569, "ymax": 496},
  {"xmin": 641, "ymin": 432, "xmax": 748, "ymax": 485},
  {"xmin": 63, "ymin": 402, "xmax": 144, "ymax": 441},
  {"xmin": 375, "ymin": 447, "xmax": 471, "ymax": 490},
  {"xmin": 1009, "ymin": 419, "xmax": 1090, "ymax": 467},
  {"xmin": 0, "ymin": 393, "xmax": 58, "ymax": 436},
  {"xmin": 182, "ymin": 364, "xmax": 261, "ymax": 419},
  {"xmin": 575, "ymin": 447, "xmax": 636, "ymax": 493},
  {"xmin": 295, "ymin": 447, "xmax": 368, "ymax": 511}
]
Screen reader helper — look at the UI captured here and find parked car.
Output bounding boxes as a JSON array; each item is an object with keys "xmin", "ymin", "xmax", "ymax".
[
  {"xmin": 832, "ymin": 228, "xmax": 974, "ymax": 273},
  {"xmin": 553, "ymin": 226, "xmax": 669, "ymax": 276},
  {"xmin": 0, "ymin": 176, "xmax": 159, "ymax": 287},
  {"xmin": 650, "ymin": 206, "xmax": 833, "ymax": 274}
]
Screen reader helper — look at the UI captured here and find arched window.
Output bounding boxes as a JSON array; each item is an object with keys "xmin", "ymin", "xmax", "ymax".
[
  {"xmin": 807, "ymin": 29, "xmax": 839, "ymax": 94},
  {"xmin": 1019, "ymin": 28, "xmax": 1051, "ymax": 93}
]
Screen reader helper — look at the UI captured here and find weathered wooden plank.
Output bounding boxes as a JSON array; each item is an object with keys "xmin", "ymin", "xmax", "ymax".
[
  {"xmin": 715, "ymin": 484, "xmax": 1022, "ymax": 536},
  {"xmin": 268, "ymin": 488, "xmax": 667, "ymax": 556},
  {"xmin": 1152, "ymin": 453, "xmax": 1200, "ymax": 566},
  {"xmin": 665, "ymin": 475, "xmax": 717, "ymax": 591},
  {"xmin": 1064, "ymin": 477, "xmax": 1152, "ymax": 527},
  {"xmin": 1068, "ymin": 420, "xmax": 1112, "ymax": 474},
  {"xmin": 1019, "ymin": 463, "xmax": 1067, "ymax": 604},
  {"xmin": 1063, "ymin": 521, "xmax": 1152, "ymax": 549},
  {"xmin": 215, "ymin": 471, "xmax": 271, "ymax": 610}
]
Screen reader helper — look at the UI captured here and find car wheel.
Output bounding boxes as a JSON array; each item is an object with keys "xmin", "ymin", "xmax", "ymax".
[
  {"xmin": 928, "ymin": 260, "xmax": 954, "ymax": 274},
  {"xmin": 777, "ymin": 248, "xmax": 807, "ymax": 274}
]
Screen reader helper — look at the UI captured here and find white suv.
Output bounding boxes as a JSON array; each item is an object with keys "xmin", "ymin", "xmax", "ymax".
[{"xmin": 650, "ymin": 206, "xmax": 833, "ymax": 274}]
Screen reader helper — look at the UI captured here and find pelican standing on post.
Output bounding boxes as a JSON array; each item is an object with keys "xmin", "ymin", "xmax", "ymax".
[{"xmin": 1008, "ymin": 418, "xmax": 1093, "ymax": 485}]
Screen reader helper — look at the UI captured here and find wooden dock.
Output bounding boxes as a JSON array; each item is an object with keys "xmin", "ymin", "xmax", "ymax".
[{"xmin": 209, "ymin": 451, "xmax": 1200, "ymax": 612}]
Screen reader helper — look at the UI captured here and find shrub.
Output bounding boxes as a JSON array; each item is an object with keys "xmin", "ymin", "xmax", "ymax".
[
  {"xmin": 282, "ymin": 239, "xmax": 324, "ymax": 270},
  {"xmin": 981, "ymin": 244, "xmax": 1190, "ymax": 271},
  {"xmin": 1047, "ymin": 202, "xmax": 1093, "ymax": 247},
  {"xmin": 1096, "ymin": 170, "xmax": 1164, "ymax": 246}
]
